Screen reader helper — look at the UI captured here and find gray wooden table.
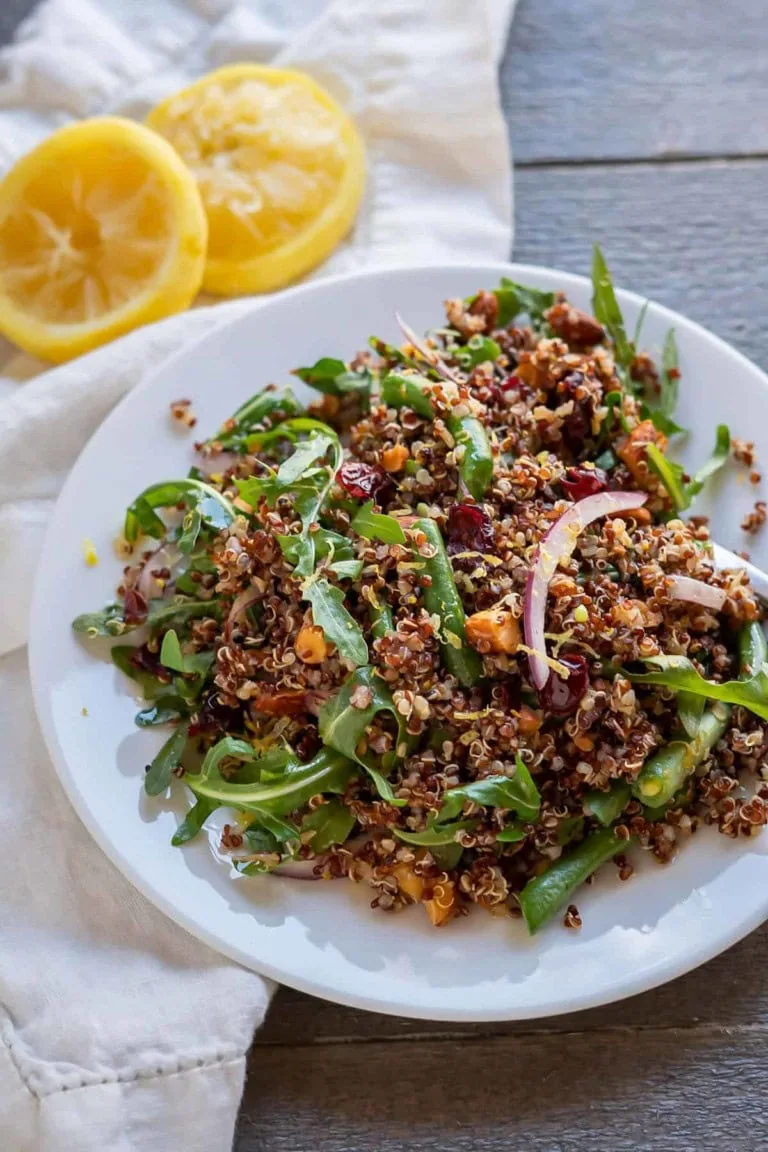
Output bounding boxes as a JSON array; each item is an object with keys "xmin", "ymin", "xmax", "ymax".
[{"xmin": 4, "ymin": 1, "xmax": 768, "ymax": 1148}]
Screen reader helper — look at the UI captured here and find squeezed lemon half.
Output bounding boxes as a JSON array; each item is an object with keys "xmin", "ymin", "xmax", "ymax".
[
  {"xmin": 0, "ymin": 117, "xmax": 207, "ymax": 363},
  {"xmin": 147, "ymin": 65, "xmax": 366, "ymax": 295}
]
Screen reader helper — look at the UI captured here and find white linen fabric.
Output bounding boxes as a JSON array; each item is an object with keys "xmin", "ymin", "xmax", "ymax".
[{"xmin": 0, "ymin": 0, "xmax": 516, "ymax": 1147}]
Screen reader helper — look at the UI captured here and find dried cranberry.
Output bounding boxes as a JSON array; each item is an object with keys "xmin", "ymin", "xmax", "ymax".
[
  {"xmin": 188, "ymin": 691, "xmax": 237, "ymax": 738},
  {"xmin": 130, "ymin": 643, "xmax": 172, "ymax": 684},
  {"xmin": 563, "ymin": 405, "xmax": 589, "ymax": 451},
  {"xmin": 501, "ymin": 374, "xmax": 522, "ymax": 392},
  {"xmin": 337, "ymin": 460, "xmax": 393, "ymax": 503},
  {"xmin": 446, "ymin": 503, "xmax": 495, "ymax": 555},
  {"xmin": 539, "ymin": 653, "xmax": 589, "ymax": 716},
  {"xmin": 123, "ymin": 586, "xmax": 148, "ymax": 626},
  {"xmin": 562, "ymin": 466, "xmax": 607, "ymax": 501}
]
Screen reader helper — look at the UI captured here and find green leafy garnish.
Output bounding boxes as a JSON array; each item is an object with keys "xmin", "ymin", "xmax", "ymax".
[
  {"xmin": 172, "ymin": 797, "xmax": 217, "ymax": 845},
  {"xmin": 351, "ymin": 501, "xmax": 406, "ymax": 545},
  {"xmin": 72, "ymin": 596, "xmax": 217, "ymax": 638},
  {"xmin": 591, "ymin": 245, "xmax": 632, "ymax": 371},
  {"xmin": 496, "ymin": 822, "xmax": 528, "ymax": 843},
  {"xmin": 319, "ymin": 667, "xmax": 414, "ymax": 805},
  {"xmin": 124, "ymin": 480, "xmax": 235, "ymax": 547},
  {"xmin": 646, "ymin": 443, "xmax": 688, "ymax": 509},
  {"xmin": 159, "ymin": 628, "xmax": 186, "ymax": 673},
  {"xmin": 491, "ymin": 279, "xmax": 555, "ymax": 328},
  {"xmin": 394, "ymin": 819, "xmax": 477, "ymax": 847},
  {"xmin": 454, "ymin": 334, "xmax": 501, "ymax": 369},
  {"xmin": 144, "ymin": 722, "xmax": 189, "ymax": 796},
  {"xmin": 628, "ymin": 654, "xmax": 768, "ymax": 722},
  {"xmin": 111, "ymin": 645, "xmax": 169, "ymax": 700},
  {"xmin": 209, "ymin": 387, "xmax": 302, "ymax": 451},
  {"xmin": 437, "ymin": 755, "xmax": 541, "ymax": 824},
  {"xmin": 301, "ymin": 799, "xmax": 356, "ymax": 852},
  {"xmin": 301, "ymin": 575, "xmax": 368, "ymax": 667},
  {"xmin": 184, "ymin": 744, "xmax": 356, "ymax": 814},
  {"xmin": 677, "ymin": 691, "xmax": 706, "ymax": 739},
  {"xmin": 135, "ymin": 696, "xmax": 189, "ymax": 727},
  {"xmin": 647, "ymin": 424, "xmax": 730, "ymax": 511},
  {"xmin": 583, "ymin": 780, "xmax": 631, "ymax": 826},
  {"xmin": 658, "ymin": 328, "xmax": 680, "ymax": 418},
  {"xmin": 293, "ymin": 358, "xmax": 372, "ymax": 398}
]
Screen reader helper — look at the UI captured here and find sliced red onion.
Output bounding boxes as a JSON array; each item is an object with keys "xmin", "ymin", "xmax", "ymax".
[
  {"xmin": 224, "ymin": 586, "xmax": 261, "ymax": 642},
  {"xmin": 196, "ymin": 450, "xmax": 240, "ymax": 477},
  {"xmin": 137, "ymin": 543, "xmax": 181, "ymax": 601},
  {"xmin": 524, "ymin": 490, "xmax": 649, "ymax": 690},
  {"xmin": 667, "ymin": 574, "xmax": 726, "ymax": 611},
  {"xmin": 395, "ymin": 312, "xmax": 462, "ymax": 384}
]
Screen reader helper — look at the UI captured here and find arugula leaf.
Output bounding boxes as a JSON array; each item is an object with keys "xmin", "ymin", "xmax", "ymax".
[
  {"xmin": 494, "ymin": 279, "xmax": 555, "ymax": 328},
  {"xmin": 583, "ymin": 780, "xmax": 631, "ymax": 826},
  {"xmin": 394, "ymin": 819, "xmax": 477, "ymax": 847},
  {"xmin": 184, "ymin": 744, "xmax": 356, "ymax": 815},
  {"xmin": 276, "ymin": 430, "xmax": 334, "ymax": 486},
  {"xmin": 686, "ymin": 424, "xmax": 730, "ymax": 501},
  {"xmin": 640, "ymin": 404, "xmax": 685, "ymax": 437},
  {"xmin": 144, "ymin": 722, "xmax": 189, "ymax": 796},
  {"xmin": 160, "ymin": 628, "xmax": 186, "ymax": 673},
  {"xmin": 646, "ymin": 443, "xmax": 688, "ymax": 509},
  {"xmin": 496, "ymin": 822, "xmax": 528, "ymax": 843},
  {"xmin": 658, "ymin": 328, "xmax": 680, "ymax": 417},
  {"xmin": 628, "ymin": 654, "xmax": 768, "ymax": 722},
  {"xmin": 73, "ymin": 596, "xmax": 218, "ymax": 639},
  {"xmin": 172, "ymin": 797, "xmax": 217, "ymax": 845},
  {"xmin": 301, "ymin": 799, "xmax": 356, "ymax": 852},
  {"xmin": 327, "ymin": 558, "xmax": 364, "ymax": 581},
  {"xmin": 124, "ymin": 480, "xmax": 234, "ymax": 546},
  {"xmin": 351, "ymin": 501, "xmax": 406, "ymax": 545},
  {"xmin": 211, "ymin": 387, "xmax": 302, "ymax": 451},
  {"xmin": 556, "ymin": 816, "xmax": 584, "ymax": 846},
  {"xmin": 431, "ymin": 842, "xmax": 465, "ymax": 870},
  {"xmin": 302, "ymin": 576, "xmax": 368, "ymax": 667},
  {"xmin": 632, "ymin": 300, "xmax": 650, "ymax": 350},
  {"xmin": 293, "ymin": 358, "xmax": 372, "ymax": 398},
  {"xmin": 135, "ymin": 696, "xmax": 189, "ymax": 727},
  {"xmin": 591, "ymin": 245, "xmax": 632, "ymax": 371},
  {"xmin": 319, "ymin": 667, "xmax": 414, "ymax": 805},
  {"xmin": 73, "ymin": 604, "xmax": 134, "ymax": 638},
  {"xmin": 454, "ymin": 335, "xmax": 501, "ymax": 369},
  {"xmin": 647, "ymin": 424, "xmax": 730, "ymax": 511},
  {"xmin": 437, "ymin": 755, "xmax": 541, "ymax": 824},
  {"xmin": 677, "ymin": 691, "xmax": 706, "ymax": 739}
]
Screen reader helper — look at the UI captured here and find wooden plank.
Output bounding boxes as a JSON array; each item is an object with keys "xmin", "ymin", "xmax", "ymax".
[
  {"xmin": 503, "ymin": 0, "xmax": 768, "ymax": 163},
  {"xmin": 238, "ymin": 1026, "xmax": 768, "ymax": 1151},
  {"xmin": 514, "ymin": 157, "xmax": 768, "ymax": 371}
]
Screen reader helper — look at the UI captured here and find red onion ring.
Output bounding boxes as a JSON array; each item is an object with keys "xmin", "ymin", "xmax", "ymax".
[
  {"xmin": 137, "ymin": 544, "xmax": 181, "ymax": 601},
  {"xmin": 272, "ymin": 858, "xmax": 324, "ymax": 880},
  {"xmin": 524, "ymin": 490, "xmax": 649, "ymax": 690},
  {"xmin": 667, "ymin": 574, "xmax": 726, "ymax": 611},
  {"xmin": 395, "ymin": 312, "xmax": 463, "ymax": 384}
]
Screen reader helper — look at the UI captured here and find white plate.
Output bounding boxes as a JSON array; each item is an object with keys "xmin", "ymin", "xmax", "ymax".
[{"xmin": 29, "ymin": 263, "xmax": 768, "ymax": 1022}]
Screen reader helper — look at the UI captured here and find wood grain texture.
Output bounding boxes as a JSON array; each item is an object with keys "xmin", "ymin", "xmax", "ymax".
[
  {"xmin": 503, "ymin": 0, "xmax": 768, "ymax": 164},
  {"xmin": 238, "ymin": 1027, "xmax": 768, "ymax": 1151}
]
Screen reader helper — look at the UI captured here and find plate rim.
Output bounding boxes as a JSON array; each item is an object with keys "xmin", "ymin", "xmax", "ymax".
[{"xmin": 28, "ymin": 259, "xmax": 768, "ymax": 1022}]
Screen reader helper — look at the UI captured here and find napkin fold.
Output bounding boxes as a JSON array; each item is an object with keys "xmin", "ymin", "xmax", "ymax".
[{"xmin": 0, "ymin": 1, "xmax": 515, "ymax": 1147}]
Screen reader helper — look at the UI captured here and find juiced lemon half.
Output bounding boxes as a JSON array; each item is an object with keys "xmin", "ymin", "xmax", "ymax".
[
  {"xmin": 0, "ymin": 117, "xmax": 207, "ymax": 363},
  {"xmin": 147, "ymin": 65, "xmax": 366, "ymax": 296}
]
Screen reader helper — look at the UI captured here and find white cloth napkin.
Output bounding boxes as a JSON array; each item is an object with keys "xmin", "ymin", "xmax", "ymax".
[{"xmin": 0, "ymin": 1, "xmax": 515, "ymax": 1148}]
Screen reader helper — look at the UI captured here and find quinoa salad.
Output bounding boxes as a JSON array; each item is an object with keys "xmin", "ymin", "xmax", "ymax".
[{"xmin": 74, "ymin": 249, "xmax": 768, "ymax": 935}]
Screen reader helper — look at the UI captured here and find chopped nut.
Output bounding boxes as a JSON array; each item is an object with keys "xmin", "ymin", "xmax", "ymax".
[
  {"xmin": 295, "ymin": 624, "xmax": 330, "ymax": 664},
  {"xmin": 425, "ymin": 880, "xmax": 456, "ymax": 926},
  {"xmin": 381, "ymin": 444, "xmax": 409, "ymax": 472},
  {"xmin": 465, "ymin": 608, "xmax": 521, "ymax": 654}
]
